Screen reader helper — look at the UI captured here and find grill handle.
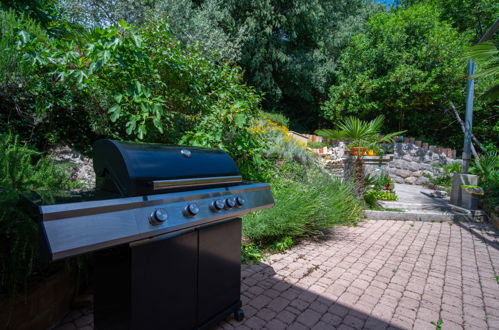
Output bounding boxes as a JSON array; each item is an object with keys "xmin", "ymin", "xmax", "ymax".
[{"xmin": 151, "ymin": 176, "xmax": 242, "ymax": 191}]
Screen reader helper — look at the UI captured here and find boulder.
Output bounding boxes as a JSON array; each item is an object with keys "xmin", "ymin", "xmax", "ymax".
[
  {"xmin": 412, "ymin": 170, "xmax": 422, "ymax": 177},
  {"xmin": 402, "ymin": 154, "xmax": 413, "ymax": 162},
  {"xmin": 392, "ymin": 159, "xmax": 403, "ymax": 169},
  {"xmin": 49, "ymin": 145, "xmax": 95, "ymax": 188},
  {"xmin": 415, "ymin": 176, "xmax": 429, "ymax": 185},
  {"xmin": 408, "ymin": 162, "xmax": 420, "ymax": 171},
  {"xmin": 396, "ymin": 169, "xmax": 412, "ymax": 178},
  {"xmin": 393, "ymin": 175, "xmax": 405, "ymax": 184},
  {"xmin": 404, "ymin": 176, "xmax": 418, "ymax": 184}
]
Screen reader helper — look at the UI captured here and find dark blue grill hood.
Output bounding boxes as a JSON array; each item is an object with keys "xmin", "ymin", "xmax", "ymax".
[{"xmin": 93, "ymin": 139, "xmax": 241, "ymax": 196}]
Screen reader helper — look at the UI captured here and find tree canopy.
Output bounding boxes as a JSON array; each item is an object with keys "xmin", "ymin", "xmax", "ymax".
[{"xmin": 320, "ymin": 4, "xmax": 498, "ymax": 148}]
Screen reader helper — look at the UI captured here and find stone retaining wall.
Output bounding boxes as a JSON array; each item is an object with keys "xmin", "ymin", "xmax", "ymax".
[{"xmin": 387, "ymin": 143, "xmax": 461, "ymax": 185}]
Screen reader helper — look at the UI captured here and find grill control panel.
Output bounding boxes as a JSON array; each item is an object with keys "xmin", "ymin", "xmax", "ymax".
[
  {"xmin": 147, "ymin": 194, "xmax": 249, "ymax": 229},
  {"xmin": 38, "ymin": 183, "xmax": 274, "ymax": 261}
]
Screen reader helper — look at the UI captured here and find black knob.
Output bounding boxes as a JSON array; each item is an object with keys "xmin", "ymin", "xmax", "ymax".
[
  {"xmin": 184, "ymin": 203, "xmax": 200, "ymax": 217},
  {"xmin": 150, "ymin": 208, "xmax": 168, "ymax": 225},
  {"xmin": 236, "ymin": 196, "xmax": 245, "ymax": 207},
  {"xmin": 226, "ymin": 197, "xmax": 236, "ymax": 208},
  {"xmin": 211, "ymin": 199, "xmax": 226, "ymax": 212}
]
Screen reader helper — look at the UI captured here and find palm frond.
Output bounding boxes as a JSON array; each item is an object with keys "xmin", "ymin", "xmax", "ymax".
[
  {"xmin": 481, "ymin": 84, "xmax": 499, "ymax": 101},
  {"xmin": 315, "ymin": 129, "xmax": 346, "ymax": 140},
  {"xmin": 465, "ymin": 42, "xmax": 498, "ymax": 61}
]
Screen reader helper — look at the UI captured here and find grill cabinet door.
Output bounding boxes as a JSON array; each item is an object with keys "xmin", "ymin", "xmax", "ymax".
[
  {"xmin": 197, "ymin": 218, "xmax": 242, "ymax": 325},
  {"xmin": 131, "ymin": 230, "xmax": 198, "ymax": 330}
]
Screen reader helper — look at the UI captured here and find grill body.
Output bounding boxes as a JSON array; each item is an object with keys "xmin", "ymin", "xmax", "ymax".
[
  {"xmin": 31, "ymin": 140, "xmax": 274, "ymax": 329},
  {"xmin": 95, "ymin": 219, "xmax": 242, "ymax": 330}
]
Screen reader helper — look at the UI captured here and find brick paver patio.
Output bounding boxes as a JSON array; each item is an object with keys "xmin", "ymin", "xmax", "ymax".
[{"xmin": 56, "ymin": 220, "xmax": 499, "ymax": 329}]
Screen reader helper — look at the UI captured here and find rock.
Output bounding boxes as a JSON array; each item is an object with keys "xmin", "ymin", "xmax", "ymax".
[
  {"xmin": 391, "ymin": 159, "xmax": 403, "ymax": 169},
  {"xmin": 396, "ymin": 169, "xmax": 412, "ymax": 178},
  {"xmin": 393, "ymin": 175, "xmax": 405, "ymax": 184},
  {"xmin": 404, "ymin": 176, "xmax": 417, "ymax": 184},
  {"xmin": 419, "ymin": 164, "xmax": 431, "ymax": 171},
  {"xmin": 408, "ymin": 162, "xmax": 420, "ymax": 171},
  {"xmin": 49, "ymin": 145, "xmax": 95, "ymax": 189},
  {"xmin": 388, "ymin": 167, "xmax": 398, "ymax": 175},
  {"xmin": 415, "ymin": 176, "xmax": 429, "ymax": 185},
  {"xmin": 402, "ymin": 155, "xmax": 412, "ymax": 162},
  {"xmin": 412, "ymin": 170, "xmax": 422, "ymax": 177},
  {"xmin": 435, "ymin": 190, "xmax": 448, "ymax": 198},
  {"xmin": 422, "ymin": 170, "xmax": 434, "ymax": 177}
]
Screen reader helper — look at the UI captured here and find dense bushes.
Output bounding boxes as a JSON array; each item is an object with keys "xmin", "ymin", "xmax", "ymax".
[
  {"xmin": 244, "ymin": 171, "xmax": 363, "ymax": 245},
  {"xmin": 0, "ymin": 133, "xmax": 81, "ymax": 295},
  {"xmin": 1, "ymin": 8, "xmax": 364, "ymax": 273},
  {"xmin": 0, "ymin": 9, "xmax": 262, "ymax": 165}
]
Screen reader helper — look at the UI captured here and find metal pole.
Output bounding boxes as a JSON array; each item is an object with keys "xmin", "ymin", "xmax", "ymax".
[{"xmin": 462, "ymin": 60, "xmax": 475, "ymax": 173}]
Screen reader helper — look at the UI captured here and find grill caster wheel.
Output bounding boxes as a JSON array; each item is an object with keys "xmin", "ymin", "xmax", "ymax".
[{"xmin": 234, "ymin": 309, "xmax": 245, "ymax": 322}]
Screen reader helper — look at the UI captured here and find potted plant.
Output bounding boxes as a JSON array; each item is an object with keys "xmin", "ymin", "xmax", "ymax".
[
  {"xmin": 316, "ymin": 115, "xmax": 405, "ymax": 193},
  {"xmin": 460, "ymin": 185, "xmax": 484, "ymax": 210}
]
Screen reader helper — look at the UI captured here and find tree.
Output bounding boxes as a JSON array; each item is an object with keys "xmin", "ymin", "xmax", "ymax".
[
  {"xmin": 316, "ymin": 116, "xmax": 404, "ymax": 192},
  {"xmin": 321, "ymin": 4, "xmax": 470, "ymax": 147},
  {"xmin": 401, "ymin": 0, "xmax": 498, "ymax": 42},
  {"xmin": 59, "ymin": 0, "xmax": 247, "ymax": 62},
  {"xmin": 224, "ymin": 0, "xmax": 380, "ymax": 129}
]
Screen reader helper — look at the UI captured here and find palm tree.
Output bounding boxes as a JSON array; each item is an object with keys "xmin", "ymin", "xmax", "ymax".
[
  {"xmin": 465, "ymin": 41, "xmax": 499, "ymax": 101},
  {"xmin": 316, "ymin": 115, "xmax": 405, "ymax": 192}
]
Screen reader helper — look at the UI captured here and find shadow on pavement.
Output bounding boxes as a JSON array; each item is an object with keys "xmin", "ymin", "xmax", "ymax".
[{"xmin": 217, "ymin": 262, "xmax": 400, "ymax": 329}]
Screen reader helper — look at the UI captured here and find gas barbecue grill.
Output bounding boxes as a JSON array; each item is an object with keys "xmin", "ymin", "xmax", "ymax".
[{"xmin": 31, "ymin": 139, "xmax": 274, "ymax": 330}]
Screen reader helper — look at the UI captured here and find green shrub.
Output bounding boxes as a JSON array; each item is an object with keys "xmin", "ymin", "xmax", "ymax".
[
  {"xmin": 1, "ymin": 9, "xmax": 264, "ymax": 167},
  {"xmin": 470, "ymin": 151, "xmax": 499, "ymax": 214},
  {"xmin": 364, "ymin": 190, "xmax": 398, "ymax": 208},
  {"xmin": 0, "ymin": 132, "xmax": 81, "ymax": 295},
  {"xmin": 241, "ymin": 242, "xmax": 265, "ymax": 264},
  {"xmin": 424, "ymin": 162, "xmax": 462, "ymax": 189},
  {"xmin": 260, "ymin": 111, "xmax": 290, "ymax": 128},
  {"xmin": 365, "ymin": 172, "xmax": 393, "ymax": 191},
  {"xmin": 243, "ymin": 170, "xmax": 363, "ymax": 245}
]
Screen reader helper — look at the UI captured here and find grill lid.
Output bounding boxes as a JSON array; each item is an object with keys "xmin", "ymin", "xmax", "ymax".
[{"xmin": 93, "ymin": 139, "xmax": 241, "ymax": 196}]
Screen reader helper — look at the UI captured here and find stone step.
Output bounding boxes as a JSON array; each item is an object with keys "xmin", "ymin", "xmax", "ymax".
[
  {"xmin": 364, "ymin": 209, "xmax": 470, "ymax": 222},
  {"xmin": 378, "ymin": 200, "xmax": 456, "ymax": 212}
]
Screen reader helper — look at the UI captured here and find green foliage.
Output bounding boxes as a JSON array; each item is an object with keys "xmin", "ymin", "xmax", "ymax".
[
  {"xmin": 243, "ymin": 170, "xmax": 363, "ymax": 245},
  {"xmin": 403, "ymin": 0, "xmax": 498, "ymax": 41},
  {"xmin": 270, "ymin": 237, "xmax": 295, "ymax": 252},
  {"xmin": 364, "ymin": 190, "xmax": 398, "ymax": 208},
  {"xmin": 365, "ymin": 172, "xmax": 394, "ymax": 191},
  {"xmin": 423, "ymin": 162, "xmax": 462, "ymax": 188},
  {"xmin": 321, "ymin": 4, "xmax": 470, "ymax": 148},
  {"xmin": 307, "ymin": 141, "xmax": 328, "ymax": 149},
  {"xmin": 430, "ymin": 318, "xmax": 443, "ymax": 330},
  {"xmin": 466, "ymin": 42, "xmax": 499, "ymax": 101},
  {"xmin": 0, "ymin": 132, "xmax": 80, "ymax": 295},
  {"xmin": 316, "ymin": 115, "xmax": 405, "ymax": 152},
  {"xmin": 470, "ymin": 151, "xmax": 499, "ymax": 214},
  {"xmin": 260, "ymin": 111, "xmax": 290, "ymax": 128},
  {"xmin": 241, "ymin": 242, "xmax": 265, "ymax": 264},
  {"xmin": 317, "ymin": 115, "xmax": 404, "ymax": 192},
  {"xmin": 1, "ymin": 0, "xmax": 60, "ymax": 28},
  {"xmin": 60, "ymin": 0, "xmax": 247, "ymax": 63},
  {"xmin": 224, "ymin": 0, "xmax": 381, "ymax": 127},
  {"xmin": 1, "ymin": 9, "xmax": 264, "ymax": 177}
]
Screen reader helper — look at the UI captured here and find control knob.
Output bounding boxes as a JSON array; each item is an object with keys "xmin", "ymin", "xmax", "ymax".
[
  {"xmin": 149, "ymin": 208, "xmax": 168, "ymax": 225},
  {"xmin": 184, "ymin": 203, "xmax": 200, "ymax": 217},
  {"xmin": 236, "ymin": 196, "xmax": 245, "ymax": 207},
  {"xmin": 211, "ymin": 199, "xmax": 226, "ymax": 212},
  {"xmin": 225, "ymin": 197, "xmax": 237, "ymax": 209}
]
